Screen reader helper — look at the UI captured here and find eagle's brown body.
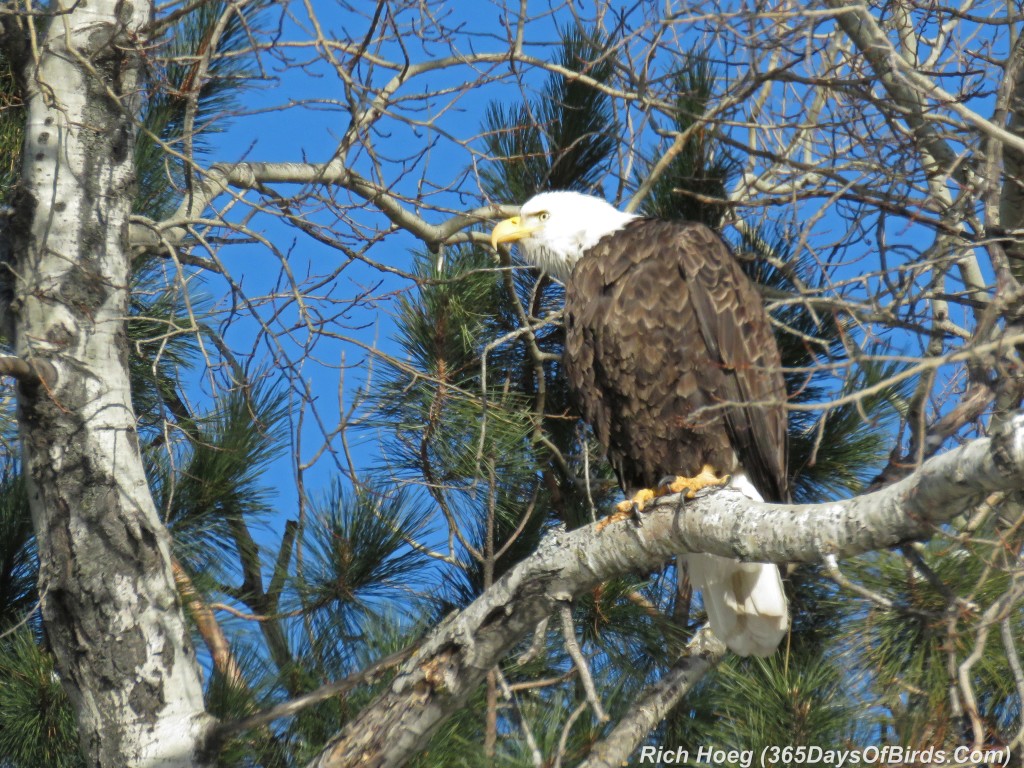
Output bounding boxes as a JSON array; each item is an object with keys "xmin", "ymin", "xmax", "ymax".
[
  {"xmin": 491, "ymin": 193, "xmax": 791, "ymax": 657},
  {"xmin": 564, "ymin": 219, "xmax": 788, "ymax": 503}
]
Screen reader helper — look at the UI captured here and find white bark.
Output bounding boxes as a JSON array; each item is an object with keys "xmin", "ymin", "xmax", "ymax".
[{"xmin": 3, "ymin": 0, "xmax": 213, "ymax": 764}]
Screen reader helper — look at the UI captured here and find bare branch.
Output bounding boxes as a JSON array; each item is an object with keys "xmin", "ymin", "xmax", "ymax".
[
  {"xmin": 304, "ymin": 414, "xmax": 1024, "ymax": 767},
  {"xmin": 131, "ymin": 162, "xmax": 519, "ymax": 253},
  {"xmin": 558, "ymin": 602, "xmax": 609, "ymax": 723},
  {"xmin": 577, "ymin": 629, "xmax": 727, "ymax": 768},
  {"xmin": 208, "ymin": 645, "xmax": 414, "ymax": 752}
]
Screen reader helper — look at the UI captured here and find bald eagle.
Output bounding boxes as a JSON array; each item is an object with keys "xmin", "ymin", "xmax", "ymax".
[{"xmin": 491, "ymin": 191, "xmax": 789, "ymax": 657}]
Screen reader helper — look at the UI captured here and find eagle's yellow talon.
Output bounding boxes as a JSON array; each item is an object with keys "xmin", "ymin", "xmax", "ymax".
[
  {"xmin": 659, "ymin": 465, "xmax": 730, "ymax": 499},
  {"xmin": 629, "ymin": 488, "xmax": 656, "ymax": 510},
  {"xmin": 595, "ymin": 471, "xmax": 730, "ymax": 532},
  {"xmin": 594, "ymin": 508, "xmax": 628, "ymax": 532},
  {"xmin": 596, "ymin": 488, "xmax": 656, "ymax": 531}
]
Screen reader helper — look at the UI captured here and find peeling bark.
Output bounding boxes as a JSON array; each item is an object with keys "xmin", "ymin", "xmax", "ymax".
[{"xmin": 1, "ymin": 0, "xmax": 213, "ymax": 765}]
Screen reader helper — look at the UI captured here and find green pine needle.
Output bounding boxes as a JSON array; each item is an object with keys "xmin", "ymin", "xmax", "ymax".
[
  {"xmin": 160, "ymin": 380, "xmax": 289, "ymax": 579},
  {"xmin": 296, "ymin": 482, "xmax": 433, "ymax": 650},
  {"xmin": 0, "ymin": 472, "xmax": 35, "ymax": 628},
  {"xmin": 481, "ymin": 26, "xmax": 616, "ymax": 200},
  {"xmin": 0, "ymin": 628, "xmax": 85, "ymax": 768}
]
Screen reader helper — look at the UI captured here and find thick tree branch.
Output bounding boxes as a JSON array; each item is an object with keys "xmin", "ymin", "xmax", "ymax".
[
  {"xmin": 131, "ymin": 162, "xmax": 519, "ymax": 254},
  {"xmin": 303, "ymin": 414, "xmax": 1024, "ymax": 768},
  {"xmin": 9, "ymin": 0, "xmax": 214, "ymax": 760},
  {"xmin": 0, "ymin": 355, "xmax": 57, "ymax": 388}
]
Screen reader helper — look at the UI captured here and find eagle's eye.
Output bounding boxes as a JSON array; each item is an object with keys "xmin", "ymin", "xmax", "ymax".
[{"xmin": 538, "ymin": 211, "xmax": 550, "ymax": 222}]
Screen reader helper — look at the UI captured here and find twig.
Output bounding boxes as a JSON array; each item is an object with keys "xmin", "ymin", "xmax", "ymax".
[
  {"xmin": 558, "ymin": 603, "xmax": 608, "ymax": 722},
  {"xmin": 823, "ymin": 554, "xmax": 897, "ymax": 610},
  {"xmin": 207, "ymin": 645, "xmax": 414, "ymax": 751},
  {"xmin": 208, "ymin": 602, "xmax": 305, "ymax": 622},
  {"xmin": 495, "ymin": 667, "xmax": 542, "ymax": 768},
  {"xmin": 0, "ymin": 598, "xmax": 41, "ymax": 640},
  {"xmin": 957, "ymin": 577, "xmax": 1024, "ymax": 748},
  {"xmin": 1001, "ymin": 617, "xmax": 1024, "ymax": 752},
  {"xmin": 577, "ymin": 628, "xmax": 727, "ymax": 768},
  {"xmin": 900, "ymin": 544, "xmax": 978, "ymax": 612},
  {"xmin": 553, "ymin": 701, "xmax": 588, "ymax": 768},
  {"xmin": 517, "ymin": 617, "xmax": 549, "ymax": 665}
]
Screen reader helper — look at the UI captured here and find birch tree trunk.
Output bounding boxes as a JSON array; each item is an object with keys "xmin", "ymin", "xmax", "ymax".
[{"xmin": 1, "ymin": 1, "xmax": 213, "ymax": 765}]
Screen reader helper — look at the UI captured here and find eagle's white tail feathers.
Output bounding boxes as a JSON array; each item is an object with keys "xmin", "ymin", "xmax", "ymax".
[
  {"xmin": 681, "ymin": 553, "xmax": 788, "ymax": 657},
  {"xmin": 680, "ymin": 471, "xmax": 789, "ymax": 657}
]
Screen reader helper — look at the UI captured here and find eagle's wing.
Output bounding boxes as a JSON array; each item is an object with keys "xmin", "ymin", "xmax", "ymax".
[
  {"xmin": 673, "ymin": 222, "xmax": 788, "ymax": 502},
  {"xmin": 565, "ymin": 219, "xmax": 787, "ymax": 501}
]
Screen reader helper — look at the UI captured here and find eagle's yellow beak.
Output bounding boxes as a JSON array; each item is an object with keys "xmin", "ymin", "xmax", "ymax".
[{"xmin": 490, "ymin": 216, "xmax": 537, "ymax": 250}]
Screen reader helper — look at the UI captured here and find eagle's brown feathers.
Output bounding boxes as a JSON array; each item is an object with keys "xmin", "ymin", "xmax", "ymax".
[{"xmin": 564, "ymin": 218, "xmax": 788, "ymax": 503}]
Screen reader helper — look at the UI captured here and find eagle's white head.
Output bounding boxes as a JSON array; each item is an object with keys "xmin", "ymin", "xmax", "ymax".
[{"xmin": 490, "ymin": 191, "xmax": 638, "ymax": 281}]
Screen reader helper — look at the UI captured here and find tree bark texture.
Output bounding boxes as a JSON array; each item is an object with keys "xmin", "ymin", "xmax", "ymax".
[{"xmin": 3, "ymin": 1, "xmax": 212, "ymax": 765}]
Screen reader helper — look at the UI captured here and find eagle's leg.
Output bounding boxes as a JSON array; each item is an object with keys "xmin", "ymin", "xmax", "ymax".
[{"xmin": 595, "ymin": 465, "xmax": 729, "ymax": 533}]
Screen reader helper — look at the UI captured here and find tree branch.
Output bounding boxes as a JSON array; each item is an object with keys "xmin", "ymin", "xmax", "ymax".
[
  {"xmin": 303, "ymin": 413, "xmax": 1024, "ymax": 768},
  {"xmin": 824, "ymin": 1, "xmax": 1024, "ymax": 159},
  {"xmin": 0, "ymin": 355, "xmax": 57, "ymax": 388},
  {"xmin": 558, "ymin": 602, "xmax": 609, "ymax": 722},
  {"xmin": 171, "ymin": 558, "xmax": 244, "ymax": 685},
  {"xmin": 131, "ymin": 161, "xmax": 519, "ymax": 254}
]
